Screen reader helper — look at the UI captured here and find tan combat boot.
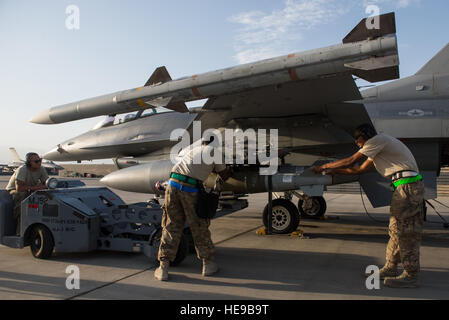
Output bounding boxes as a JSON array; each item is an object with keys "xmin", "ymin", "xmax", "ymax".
[
  {"xmin": 154, "ymin": 261, "xmax": 169, "ymax": 281},
  {"xmin": 378, "ymin": 264, "xmax": 400, "ymax": 279},
  {"xmin": 384, "ymin": 271, "xmax": 419, "ymax": 288},
  {"xmin": 364, "ymin": 264, "xmax": 399, "ymax": 279},
  {"xmin": 202, "ymin": 259, "xmax": 219, "ymax": 276}
]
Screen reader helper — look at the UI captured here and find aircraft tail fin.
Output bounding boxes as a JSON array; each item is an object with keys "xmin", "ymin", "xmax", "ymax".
[
  {"xmin": 9, "ymin": 147, "xmax": 22, "ymax": 162},
  {"xmin": 416, "ymin": 43, "xmax": 449, "ymax": 75}
]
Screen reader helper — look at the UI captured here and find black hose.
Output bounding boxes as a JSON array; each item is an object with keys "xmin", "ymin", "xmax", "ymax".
[{"xmin": 359, "ymin": 185, "xmax": 388, "ymax": 224}]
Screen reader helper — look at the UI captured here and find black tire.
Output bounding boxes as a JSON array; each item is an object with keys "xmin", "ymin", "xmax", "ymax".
[
  {"xmin": 298, "ymin": 196, "xmax": 327, "ymax": 219},
  {"xmin": 263, "ymin": 199, "xmax": 300, "ymax": 234},
  {"xmin": 170, "ymin": 233, "xmax": 189, "ymax": 267},
  {"xmin": 29, "ymin": 225, "xmax": 54, "ymax": 259}
]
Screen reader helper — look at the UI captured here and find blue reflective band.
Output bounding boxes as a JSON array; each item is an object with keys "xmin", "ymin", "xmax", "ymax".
[{"xmin": 169, "ymin": 180, "xmax": 199, "ymax": 193}]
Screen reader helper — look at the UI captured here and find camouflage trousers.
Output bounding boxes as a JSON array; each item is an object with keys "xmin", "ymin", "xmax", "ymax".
[
  {"xmin": 386, "ymin": 180, "xmax": 425, "ymax": 276},
  {"xmin": 158, "ymin": 183, "xmax": 215, "ymax": 262},
  {"xmin": 10, "ymin": 191, "xmax": 28, "ymax": 217},
  {"xmin": 9, "ymin": 190, "xmax": 29, "ymax": 234}
]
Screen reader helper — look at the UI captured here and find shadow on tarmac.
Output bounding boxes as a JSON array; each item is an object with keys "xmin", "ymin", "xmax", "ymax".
[{"xmin": 1, "ymin": 245, "xmax": 447, "ymax": 299}]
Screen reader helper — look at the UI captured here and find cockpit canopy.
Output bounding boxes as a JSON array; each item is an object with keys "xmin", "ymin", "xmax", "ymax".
[{"xmin": 91, "ymin": 107, "xmax": 170, "ymax": 130}]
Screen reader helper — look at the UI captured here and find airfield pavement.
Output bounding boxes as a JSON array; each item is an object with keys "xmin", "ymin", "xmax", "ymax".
[{"xmin": 0, "ymin": 176, "xmax": 448, "ymax": 300}]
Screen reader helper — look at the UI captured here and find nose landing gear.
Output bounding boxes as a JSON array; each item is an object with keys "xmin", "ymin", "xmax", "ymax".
[{"xmin": 297, "ymin": 196, "xmax": 327, "ymax": 219}]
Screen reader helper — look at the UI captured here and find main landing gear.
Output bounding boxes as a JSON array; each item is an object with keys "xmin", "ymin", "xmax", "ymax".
[{"xmin": 262, "ymin": 191, "xmax": 327, "ymax": 234}]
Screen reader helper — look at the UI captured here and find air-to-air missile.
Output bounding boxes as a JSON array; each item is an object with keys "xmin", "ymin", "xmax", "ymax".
[{"xmin": 31, "ymin": 13, "xmax": 398, "ymax": 125}]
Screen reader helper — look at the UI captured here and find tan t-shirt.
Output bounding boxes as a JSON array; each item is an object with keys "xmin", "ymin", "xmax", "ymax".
[
  {"xmin": 5, "ymin": 165, "xmax": 49, "ymax": 191},
  {"xmin": 359, "ymin": 133, "xmax": 419, "ymax": 178},
  {"xmin": 172, "ymin": 145, "xmax": 227, "ymax": 182}
]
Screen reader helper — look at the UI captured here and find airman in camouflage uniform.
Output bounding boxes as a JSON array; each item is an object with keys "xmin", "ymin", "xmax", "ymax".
[
  {"xmin": 158, "ymin": 183, "xmax": 215, "ymax": 263},
  {"xmin": 154, "ymin": 138, "xmax": 231, "ymax": 281},
  {"xmin": 5, "ymin": 153, "xmax": 48, "ymax": 235},
  {"xmin": 314, "ymin": 124, "xmax": 424, "ymax": 288},
  {"xmin": 383, "ymin": 180, "xmax": 425, "ymax": 285}
]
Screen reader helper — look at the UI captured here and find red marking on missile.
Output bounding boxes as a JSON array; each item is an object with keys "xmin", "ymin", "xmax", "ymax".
[{"xmin": 288, "ymin": 54, "xmax": 295, "ymax": 58}]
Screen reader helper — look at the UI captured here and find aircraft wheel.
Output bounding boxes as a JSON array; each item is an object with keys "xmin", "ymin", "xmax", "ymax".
[
  {"xmin": 30, "ymin": 225, "xmax": 54, "ymax": 259},
  {"xmin": 263, "ymin": 199, "xmax": 300, "ymax": 234},
  {"xmin": 298, "ymin": 196, "xmax": 327, "ymax": 219}
]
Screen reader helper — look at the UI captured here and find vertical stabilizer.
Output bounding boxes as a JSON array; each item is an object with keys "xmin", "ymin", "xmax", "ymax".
[
  {"xmin": 416, "ymin": 43, "xmax": 449, "ymax": 75},
  {"xmin": 9, "ymin": 148, "xmax": 23, "ymax": 162}
]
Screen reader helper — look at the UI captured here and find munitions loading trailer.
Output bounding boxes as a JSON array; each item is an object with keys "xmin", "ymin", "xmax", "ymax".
[
  {"xmin": 0, "ymin": 181, "xmax": 186, "ymax": 263},
  {"xmin": 0, "ymin": 180, "xmax": 248, "ymax": 264}
]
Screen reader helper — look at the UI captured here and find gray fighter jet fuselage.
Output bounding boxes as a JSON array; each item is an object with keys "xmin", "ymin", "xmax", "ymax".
[{"xmin": 362, "ymin": 44, "xmax": 449, "ymax": 175}]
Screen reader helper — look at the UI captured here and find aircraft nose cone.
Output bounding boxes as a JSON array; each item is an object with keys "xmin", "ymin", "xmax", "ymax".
[
  {"xmin": 43, "ymin": 147, "xmax": 62, "ymax": 161},
  {"xmin": 30, "ymin": 109, "xmax": 53, "ymax": 124}
]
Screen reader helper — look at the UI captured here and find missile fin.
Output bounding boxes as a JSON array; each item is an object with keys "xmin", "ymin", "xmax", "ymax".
[
  {"xmin": 343, "ymin": 12, "xmax": 396, "ymax": 44},
  {"xmin": 344, "ymin": 54, "xmax": 398, "ymax": 71},
  {"xmin": 143, "ymin": 96, "xmax": 188, "ymax": 112},
  {"xmin": 345, "ymin": 54, "xmax": 399, "ymax": 82},
  {"xmin": 142, "ymin": 67, "xmax": 188, "ymax": 112},
  {"xmin": 144, "ymin": 66, "xmax": 172, "ymax": 87},
  {"xmin": 145, "ymin": 96, "xmax": 173, "ymax": 108},
  {"xmin": 166, "ymin": 101, "xmax": 189, "ymax": 113},
  {"xmin": 351, "ymin": 66, "xmax": 399, "ymax": 83}
]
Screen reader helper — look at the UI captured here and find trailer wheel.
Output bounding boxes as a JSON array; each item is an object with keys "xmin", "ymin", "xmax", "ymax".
[
  {"xmin": 183, "ymin": 228, "xmax": 196, "ymax": 254},
  {"xmin": 263, "ymin": 199, "xmax": 300, "ymax": 234},
  {"xmin": 151, "ymin": 228, "xmax": 188, "ymax": 267},
  {"xmin": 298, "ymin": 196, "xmax": 327, "ymax": 219},
  {"xmin": 171, "ymin": 234, "xmax": 188, "ymax": 267},
  {"xmin": 30, "ymin": 225, "xmax": 54, "ymax": 259}
]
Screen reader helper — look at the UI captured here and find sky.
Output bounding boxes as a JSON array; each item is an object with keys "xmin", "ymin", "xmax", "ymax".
[{"xmin": 0, "ymin": 0, "xmax": 448, "ymax": 164}]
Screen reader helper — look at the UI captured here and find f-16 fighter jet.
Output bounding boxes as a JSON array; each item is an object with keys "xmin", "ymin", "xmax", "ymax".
[{"xmin": 33, "ymin": 13, "xmax": 406, "ymax": 233}]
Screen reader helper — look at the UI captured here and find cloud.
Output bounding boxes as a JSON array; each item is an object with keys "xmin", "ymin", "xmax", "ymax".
[
  {"xmin": 363, "ymin": 0, "xmax": 421, "ymax": 8},
  {"xmin": 229, "ymin": 0, "xmax": 347, "ymax": 64},
  {"xmin": 229, "ymin": 0, "xmax": 420, "ymax": 64}
]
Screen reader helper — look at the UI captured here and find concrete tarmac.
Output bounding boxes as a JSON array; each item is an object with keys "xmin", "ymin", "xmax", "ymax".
[{"xmin": 1, "ymin": 176, "xmax": 448, "ymax": 300}]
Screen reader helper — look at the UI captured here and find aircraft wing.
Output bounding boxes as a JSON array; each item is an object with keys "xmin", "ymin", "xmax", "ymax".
[{"xmin": 197, "ymin": 73, "xmax": 372, "ymax": 149}]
